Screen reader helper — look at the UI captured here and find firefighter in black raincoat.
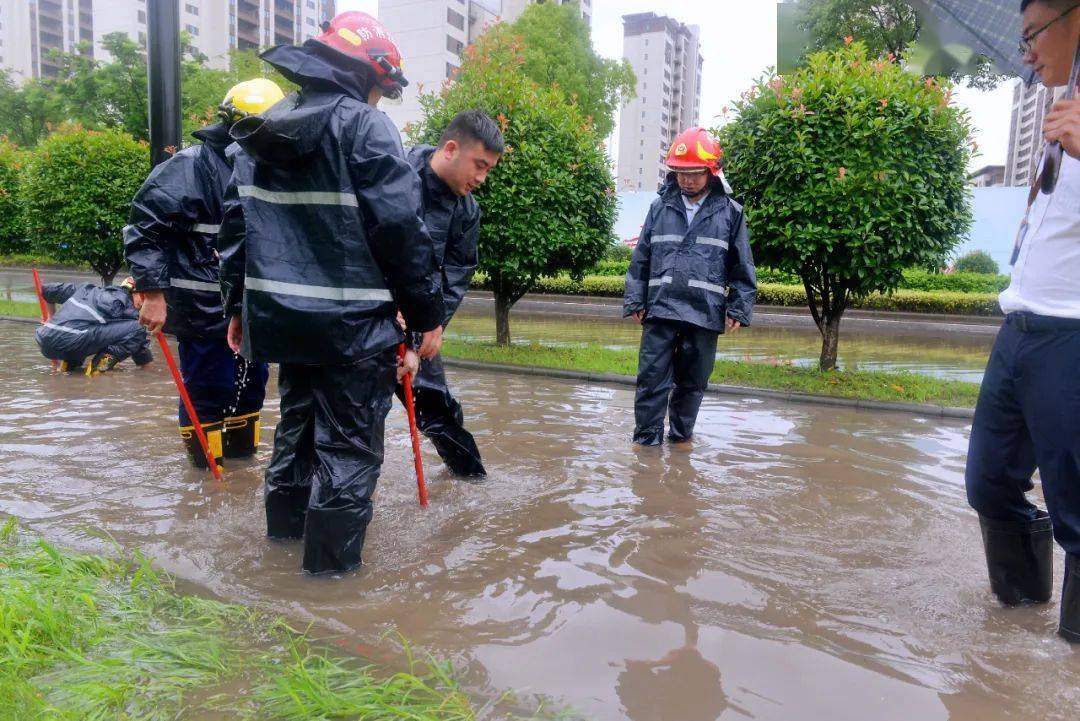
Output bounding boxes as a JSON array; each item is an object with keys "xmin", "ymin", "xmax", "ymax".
[
  {"xmin": 124, "ymin": 79, "xmax": 285, "ymax": 470},
  {"xmin": 398, "ymin": 110, "xmax": 504, "ymax": 478},
  {"xmin": 218, "ymin": 11, "xmax": 445, "ymax": 575},
  {"xmin": 35, "ymin": 278, "xmax": 153, "ymax": 374},
  {"xmin": 623, "ymin": 127, "xmax": 757, "ymax": 446}
]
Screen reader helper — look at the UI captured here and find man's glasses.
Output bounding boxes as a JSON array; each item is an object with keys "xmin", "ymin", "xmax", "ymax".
[{"xmin": 1019, "ymin": 3, "xmax": 1080, "ymax": 55}]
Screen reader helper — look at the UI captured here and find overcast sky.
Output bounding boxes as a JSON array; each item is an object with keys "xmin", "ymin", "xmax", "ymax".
[{"xmin": 339, "ymin": 0, "xmax": 1013, "ymax": 169}]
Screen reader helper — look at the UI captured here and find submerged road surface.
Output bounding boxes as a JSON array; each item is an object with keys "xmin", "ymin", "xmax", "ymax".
[{"xmin": 0, "ymin": 321, "xmax": 1075, "ymax": 721}]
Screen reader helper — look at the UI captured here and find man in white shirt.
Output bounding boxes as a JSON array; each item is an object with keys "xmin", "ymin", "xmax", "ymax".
[{"xmin": 966, "ymin": 0, "xmax": 1080, "ymax": 642}]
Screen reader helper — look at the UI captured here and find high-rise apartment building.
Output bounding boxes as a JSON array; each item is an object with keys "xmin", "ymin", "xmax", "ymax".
[
  {"xmin": 616, "ymin": 12, "xmax": 702, "ymax": 192},
  {"xmin": 0, "ymin": 0, "xmax": 335, "ymax": 82},
  {"xmin": 377, "ymin": 0, "xmax": 592, "ymax": 132},
  {"xmin": 1004, "ymin": 78, "xmax": 1063, "ymax": 187}
]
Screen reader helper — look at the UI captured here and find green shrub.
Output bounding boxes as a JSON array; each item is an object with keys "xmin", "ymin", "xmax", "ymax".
[
  {"xmin": 0, "ymin": 139, "xmax": 28, "ymax": 254},
  {"xmin": 472, "ymin": 273, "xmax": 1002, "ymax": 315},
  {"xmin": 900, "ymin": 268, "xmax": 1007, "ymax": 293},
  {"xmin": 952, "ymin": 249, "xmax": 999, "ymax": 275},
  {"xmin": 22, "ymin": 125, "xmax": 147, "ymax": 284}
]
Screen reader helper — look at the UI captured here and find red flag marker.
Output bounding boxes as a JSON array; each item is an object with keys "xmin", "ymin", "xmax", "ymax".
[
  {"xmin": 156, "ymin": 332, "xmax": 222, "ymax": 481},
  {"xmin": 398, "ymin": 343, "xmax": 428, "ymax": 507},
  {"xmin": 31, "ymin": 268, "xmax": 58, "ymax": 372}
]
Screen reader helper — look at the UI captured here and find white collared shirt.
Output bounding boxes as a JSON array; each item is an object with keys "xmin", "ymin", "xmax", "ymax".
[
  {"xmin": 999, "ymin": 152, "xmax": 1080, "ymax": 319},
  {"xmin": 683, "ymin": 191, "xmax": 709, "ymax": 226}
]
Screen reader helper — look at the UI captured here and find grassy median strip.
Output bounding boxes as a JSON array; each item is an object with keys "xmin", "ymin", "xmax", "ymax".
[
  {"xmin": 0, "ymin": 299, "xmax": 41, "ymax": 319},
  {"xmin": 0, "ymin": 518, "xmax": 493, "ymax": 720},
  {"xmin": 441, "ymin": 338, "xmax": 981, "ymax": 408}
]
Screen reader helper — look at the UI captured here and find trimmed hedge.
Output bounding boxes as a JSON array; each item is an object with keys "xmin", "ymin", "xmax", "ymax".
[
  {"xmin": 586, "ymin": 260, "xmax": 1009, "ymax": 294},
  {"xmin": 471, "ymin": 274, "xmax": 1003, "ymax": 316},
  {"xmin": 0, "ymin": 140, "xmax": 28, "ymax": 254}
]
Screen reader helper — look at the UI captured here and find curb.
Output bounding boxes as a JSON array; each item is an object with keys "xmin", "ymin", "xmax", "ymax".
[
  {"xmin": 441, "ymin": 357, "xmax": 975, "ymax": 421},
  {"xmin": 2, "ymin": 316, "xmax": 974, "ymax": 420}
]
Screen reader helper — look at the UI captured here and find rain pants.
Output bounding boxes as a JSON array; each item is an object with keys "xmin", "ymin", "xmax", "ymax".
[
  {"xmin": 218, "ymin": 42, "xmax": 444, "ymax": 574},
  {"xmin": 124, "ymin": 122, "xmax": 269, "ymax": 456},
  {"xmin": 393, "ymin": 145, "xmax": 485, "ymax": 477},
  {"xmin": 623, "ymin": 174, "xmax": 757, "ymax": 445},
  {"xmin": 34, "ymin": 283, "xmax": 152, "ymax": 368}
]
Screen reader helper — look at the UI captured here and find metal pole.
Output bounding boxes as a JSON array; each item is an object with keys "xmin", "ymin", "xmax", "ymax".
[{"xmin": 147, "ymin": 0, "xmax": 181, "ymax": 168}]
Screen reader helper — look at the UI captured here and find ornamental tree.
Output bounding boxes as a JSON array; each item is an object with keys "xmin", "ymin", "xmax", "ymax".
[
  {"xmin": 0, "ymin": 139, "xmax": 28, "ymax": 254},
  {"xmin": 23, "ymin": 125, "xmax": 148, "ymax": 284},
  {"xmin": 410, "ymin": 31, "xmax": 617, "ymax": 345},
  {"xmin": 717, "ymin": 43, "xmax": 973, "ymax": 370}
]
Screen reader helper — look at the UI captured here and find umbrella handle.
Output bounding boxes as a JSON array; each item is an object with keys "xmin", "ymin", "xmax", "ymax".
[
  {"xmin": 398, "ymin": 343, "xmax": 428, "ymax": 507},
  {"xmin": 156, "ymin": 332, "xmax": 223, "ymax": 481}
]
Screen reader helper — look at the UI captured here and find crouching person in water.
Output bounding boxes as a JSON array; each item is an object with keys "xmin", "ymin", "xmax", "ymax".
[
  {"xmin": 124, "ymin": 79, "xmax": 285, "ymax": 470},
  {"xmin": 219, "ymin": 11, "xmax": 445, "ymax": 575},
  {"xmin": 399, "ymin": 110, "xmax": 504, "ymax": 478},
  {"xmin": 35, "ymin": 278, "xmax": 153, "ymax": 375},
  {"xmin": 623, "ymin": 127, "xmax": 756, "ymax": 446}
]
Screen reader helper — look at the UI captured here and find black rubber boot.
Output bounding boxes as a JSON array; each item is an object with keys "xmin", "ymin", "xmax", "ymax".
[
  {"xmin": 223, "ymin": 411, "xmax": 260, "ymax": 458},
  {"xmin": 179, "ymin": 421, "xmax": 224, "ymax": 471},
  {"xmin": 979, "ymin": 511, "xmax": 1053, "ymax": 605},
  {"xmin": 1059, "ymin": 554, "xmax": 1080, "ymax": 642}
]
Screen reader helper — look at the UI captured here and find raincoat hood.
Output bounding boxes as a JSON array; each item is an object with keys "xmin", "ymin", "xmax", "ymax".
[
  {"xmin": 660, "ymin": 170, "xmax": 732, "ymax": 200},
  {"xmin": 261, "ymin": 42, "xmax": 376, "ymax": 103},
  {"xmin": 229, "ymin": 89, "xmax": 340, "ymax": 167},
  {"xmin": 191, "ymin": 122, "xmax": 233, "ymax": 153}
]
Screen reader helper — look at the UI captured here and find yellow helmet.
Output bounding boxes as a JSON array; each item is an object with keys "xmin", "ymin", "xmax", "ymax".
[{"xmin": 219, "ymin": 78, "xmax": 285, "ymax": 123}]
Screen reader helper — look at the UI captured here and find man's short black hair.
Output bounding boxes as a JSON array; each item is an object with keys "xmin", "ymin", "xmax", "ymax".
[{"xmin": 437, "ymin": 110, "xmax": 505, "ymax": 155}]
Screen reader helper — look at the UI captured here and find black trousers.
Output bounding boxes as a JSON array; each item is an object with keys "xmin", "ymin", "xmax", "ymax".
[
  {"xmin": 394, "ymin": 352, "xmax": 486, "ymax": 477},
  {"xmin": 634, "ymin": 319, "xmax": 718, "ymax": 445},
  {"xmin": 264, "ymin": 349, "xmax": 396, "ymax": 574},
  {"xmin": 966, "ymin": 314, "xmax": 1080, "ymax": 554},
  {"xmin": 36, "ymin": 320, "xmax": 151, "ymax": 367},
  {"xmin": 177, "ymin": 337, "xmax": 268, "ymax": 425}
]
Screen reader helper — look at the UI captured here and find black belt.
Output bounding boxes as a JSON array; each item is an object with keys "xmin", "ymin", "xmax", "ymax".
[{"xmin": 1006, "ymin": 312, "xmax": 1080, "ymax": 332}]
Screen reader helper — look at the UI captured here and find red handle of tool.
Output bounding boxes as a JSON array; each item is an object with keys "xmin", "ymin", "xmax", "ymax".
[
  {"xmin": 32, "ymin": 268, "xmax": 58, "ymax": 372},
  {"xmin": 399, "ymin": 343, "xmax": 428, "ymax": 507},
  {"xmin": 31, "ymin": 268, "xmax": 50, "ymax": 322},
  {"xmin": 156, "ymin": 332, "xmax": 222, "ymax": 481}
]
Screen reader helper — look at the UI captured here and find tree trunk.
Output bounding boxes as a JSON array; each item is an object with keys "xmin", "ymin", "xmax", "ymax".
[
  {"xmin": 494, "ymin": 291, "xmax": 512, "ymax": 346},
  {"xmin": 818, "ymin": 311, "xmax": 843, "ymax": 371}
]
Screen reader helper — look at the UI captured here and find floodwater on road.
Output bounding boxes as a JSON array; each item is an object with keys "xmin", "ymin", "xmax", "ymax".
[
  {"xmin": 0, "ymin": 320, "xmax": 1075, "ymax": 721},
  {"xmin": 447, "ymin": 307, "xmax": 993, "ymax": 383}
]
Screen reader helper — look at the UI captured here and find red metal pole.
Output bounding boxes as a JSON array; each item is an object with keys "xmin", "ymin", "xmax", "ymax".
[
  {"xmin": 31, "ymin": 268, "xmax": 58, "ymax": 372},
  {"xmin": 398, "ymin": 343, "xmax": 428, "ymax": 507},
  {"xmin": 156, "ymin": 332, "xmax": 222, "ymax": 481}
]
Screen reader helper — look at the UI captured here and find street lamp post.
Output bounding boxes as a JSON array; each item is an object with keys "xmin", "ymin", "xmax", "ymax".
[{"xmin": 147, "ymin": 0, "xmax": 182, "ymax": 168}]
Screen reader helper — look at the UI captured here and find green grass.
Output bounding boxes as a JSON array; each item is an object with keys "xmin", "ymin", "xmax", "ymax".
[
  {"xmin": 0, "ymin": 253, "xmax": 90, "ymax": 271},
  {"xmin": 0, "ymin": 518, "xmax": 507, "ymax": 720},
  {"xmin": 0, "ymin": 299, "xmax": 42, "ymax": 318},
  {"xmin": 442, "ymin": 338, "xmax": 981, "ymax": 408}
]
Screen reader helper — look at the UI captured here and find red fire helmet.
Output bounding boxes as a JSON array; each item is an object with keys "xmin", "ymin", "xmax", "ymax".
[
  {"xmin": 315, "ymin": 12, "xmax": 409, "ymax": 99},
  {"xmin": 665, "ymin": 127, "xmax": 723, "ymax": 176}
]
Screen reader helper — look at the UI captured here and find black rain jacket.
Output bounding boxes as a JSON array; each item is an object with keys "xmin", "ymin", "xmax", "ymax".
[
  {"xmin": 218, "ymin": 43, "xmax": 444, "ymax": 365},
  {"xmin": 124, "ymin": 123, "xmax": 234, "ymax": 339},
  {"xmin": 623, "ymin": 173, "xmax": 757, "ymax": 332},
  {"xmin": 405, "ymin": 145, "xmax": 480, "ymax": 327}
]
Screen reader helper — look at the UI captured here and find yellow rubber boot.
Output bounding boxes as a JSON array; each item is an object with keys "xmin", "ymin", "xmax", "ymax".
[
  {"xmin": 223, "ymin": 411, "xmax": 261, "ymax": 458},
  {"xmin": 179, "ymin": 421, "xmax": 224, "ymax": 470}
]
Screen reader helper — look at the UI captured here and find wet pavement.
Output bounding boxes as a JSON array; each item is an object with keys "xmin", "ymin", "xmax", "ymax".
[{"xmin": 1, "ymin": 320, "xmax": 1076, "ymax": 721}]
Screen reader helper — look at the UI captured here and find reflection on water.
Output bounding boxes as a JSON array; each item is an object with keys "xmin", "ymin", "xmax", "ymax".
[
  {"xmin": 1, "ymin": 320, "xmax": 1077, "ymax": 721},
  {"xmin": 447, "ymin": 308, "xmax": 993, "ymax": 383}
]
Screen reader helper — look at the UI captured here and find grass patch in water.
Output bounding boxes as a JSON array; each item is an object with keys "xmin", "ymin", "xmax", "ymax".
[
  {"xmin": 0, "ymin": 299, "xmax": 41, "ymax": 319},
  {"xmin": 0, "ymin": 517, "xmax": 519, "ymax": 720},
  {"xmin": 441, "ymin": 338, "xmax": 981, "ymax": 408}
]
